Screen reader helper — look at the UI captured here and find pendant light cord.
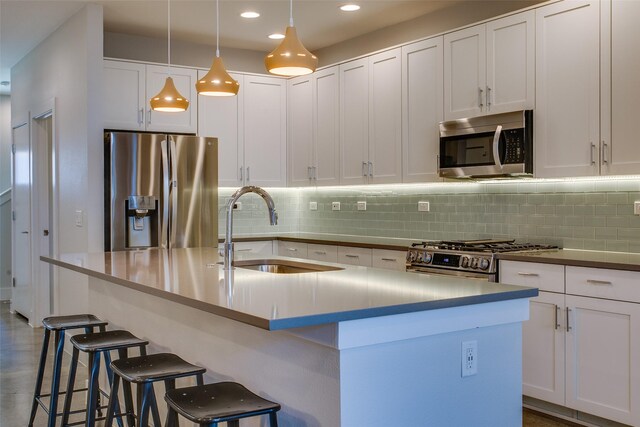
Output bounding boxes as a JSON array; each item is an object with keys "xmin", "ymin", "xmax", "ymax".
[
  {"xmin": 289, "ymin": 0, "xmax": 294, "ymax": 27},
  {"xmin": 216, "ymin": 0, "xmax": 220, "ymax": 57},
  {"xmin": 167, "ymin": 0, "xmax": 172, "ymax": 76}
]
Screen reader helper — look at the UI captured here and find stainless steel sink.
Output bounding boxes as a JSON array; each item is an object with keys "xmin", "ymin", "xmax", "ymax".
[{"xmin": 232, "ymin": 259, "xmax": 344, "ymax": 274}]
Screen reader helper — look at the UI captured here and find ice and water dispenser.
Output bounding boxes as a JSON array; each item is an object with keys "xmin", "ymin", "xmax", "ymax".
[{"xmin": 125, "ymin": 195, "xmax": 158, "ymax": 249}]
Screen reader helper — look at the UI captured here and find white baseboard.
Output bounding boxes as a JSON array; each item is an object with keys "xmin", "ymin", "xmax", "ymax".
[{"xmin": 0, "ymin": 287, "xmax": 12, "ymax": 301}]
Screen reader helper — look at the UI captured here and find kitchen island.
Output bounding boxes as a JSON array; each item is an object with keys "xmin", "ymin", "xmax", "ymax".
[{"xmin": 43, "ymin": 248, "xmax": 536, "ymax": 427}]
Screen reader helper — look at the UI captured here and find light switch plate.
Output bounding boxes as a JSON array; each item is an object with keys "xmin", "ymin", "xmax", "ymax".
[
  {"xmin": 634, "ymin": 201, "xmax": 640, "ymax": 216},
  {"xmin": 357, "ymin": 201, "xmax": 367, "ymax": 211},
  {"xmin": 418, "ymin": 201, "xmax": 430, "ymax": 212},
  {"xmin": 309, "ymin": 201, "xmax": 318, "ymax": 211},
  {"xmin": 332, "ymin": 202, "xmax": 341, "ymax": 211},
  {"xmin": 74, "ymin": 210, "xmax": 83, "ymax": 227}
]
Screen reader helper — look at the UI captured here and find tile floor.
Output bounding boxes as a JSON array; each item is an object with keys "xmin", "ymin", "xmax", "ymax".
[{"xmin": 1, "ymin": 300, "xmax": 577, "ymax": 427}]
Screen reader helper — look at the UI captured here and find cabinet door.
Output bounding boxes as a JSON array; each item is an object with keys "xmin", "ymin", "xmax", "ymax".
[
  {"xmin": 368, "ymin": 48, "xmax": 402, "ymax": 184},
  {"xmin": 243, "ymin": 75, "xmax": 287, "ymax": 187},
  {"xmin": 146, "ymin": 65, "xmax": 198, "ymax": 134},
  {"xmin": 337, "ymin": 246, "xmax": 372, "ymax": 267},
  {"xmin": 601, "ymin": 0, "xmax": 640, "ymax": 175},
  {"xmin": 339, "ymin": 58, "xmax": 369, "ymax": 185},
  {"xmin": 198, "ymin": 71, "xmax": 243, "ymax": 187},
  {"xmin": 486, "ymin": 11, "xmax": 535, "ymax": 114},
  {"xmin": 522, "ymin": 292, "xmax": 565, "ymax": 406},
  {"xmin": 535, "ymin": 1, "xmax": 600, "ymax": 178},
  {"xmin": 444, "ymin": 25, "xmax": 486, "ymax": 120},
  {"xmin": 307, "ymin": 244, "xmax": 338, "ymax": 263},
  {"xmin": 277, "ymin": 241, "xmax": 308, "ymax": 258},
  {"xmin": 565, "ymin": 295, "xmax": 640, "ymax": 425},
  {"xmin": 103, "ymin": 60, "xmax": 146, "ymax": 131},
  {"xmin": 313, "ymin": 66, "xmax": 340, "ymax": 186},
  {"xmin": 401, "ymin": 37, "xmax": 443, "ymax": 183},
  {"xmin": 372, "ymin": 249, "xmax": 405, "ymax": 271},
  {"xmin": 233, "ymin": 241, "xmax": 273, "ymax": 257},
  {"xmin": 288, "ymin": 75, "xmax": 314, "ymax": 187}
]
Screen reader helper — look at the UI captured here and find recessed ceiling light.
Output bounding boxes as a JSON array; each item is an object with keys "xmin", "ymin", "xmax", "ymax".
[
  {"xmin": 241, "ymin": 11, "xmax": 260, "ymax": 18},
  {"xmin": 268, "ymin": 33, "xmax": 285, "ymax": 40},
  {"xmin": 340, "ymin": 4, "xmax": 360, "ymax": 12}
]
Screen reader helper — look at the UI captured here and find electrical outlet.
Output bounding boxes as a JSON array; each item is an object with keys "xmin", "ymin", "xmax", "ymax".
[
  {"xmin": 74, "ymin": 210, "xmax": 83, "ymax": 227},
  {"xmin": 418, "ymin": 201, "xmax": 430, "ymax": 212},
  {"xmin": 332, "ymin": 202, "xmax": 341, "ymax": 211},
  {"xmin": 634, "ymin": 201, "xmax": 640, "ymax": 216},
  {"xmin": 357, "ymin": 201, "xmax": 367, "ymax": 211},
  {"xmin": 461, "ymin": 340, "xmax": 478, "ymax": 377},
  {"xmin": 309, "ymin": 201, "xmax": 318, "ymax": 211},
  {"xmin": 233, "ymin": 201, "xmax": 242, "ymax": 210}
]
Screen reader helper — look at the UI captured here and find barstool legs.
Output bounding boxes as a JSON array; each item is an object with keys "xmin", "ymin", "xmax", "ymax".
[
  {"xmin": 60, "ymin": 347, "xmax": 79, "ymax": 427},
  {"xmin": 28, "ymin": 328, "xmax": 50, "ymax": 427},
  {"xmin": 48, "ymin": 330, "xmax": 66, "ymax": 427}
]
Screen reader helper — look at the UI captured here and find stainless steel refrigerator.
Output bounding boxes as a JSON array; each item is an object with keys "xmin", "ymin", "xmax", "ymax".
[{"xmin": 104, "ymin": 132, "xmax": 218, "ymax": 251}]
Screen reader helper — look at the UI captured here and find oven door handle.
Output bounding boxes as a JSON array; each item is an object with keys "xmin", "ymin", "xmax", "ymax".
[{"xmin": 492, "ymin": 125, "xmax": 503, "ymax": 171}]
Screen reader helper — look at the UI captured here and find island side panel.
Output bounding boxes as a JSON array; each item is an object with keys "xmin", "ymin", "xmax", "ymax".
[
  {"xmin": 88, "ymin": 276, "xmax": 341, "ymax": 427},
  {"xmin": 339, "ymin": 322, "xmax": 523, "ymax": 426}
]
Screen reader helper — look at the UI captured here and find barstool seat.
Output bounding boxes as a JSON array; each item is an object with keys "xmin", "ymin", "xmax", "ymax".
[
  {"xmin": 70, "ymin": 330, "xmax": 147, "ymax": 352},
  {"xmin": 105, "ymin": 353, "xmax": 206, "ymax": 427},
  {"xmin": 165, "ymin": 382, "xmax": 280, "ymax": 426},
  {"xmin": 29, "ymin": 314, "xmax": 108, "ymax": 427},
  {"xmin": 42, "ymin": 314, "xmax": 107, "ymax": 331}
]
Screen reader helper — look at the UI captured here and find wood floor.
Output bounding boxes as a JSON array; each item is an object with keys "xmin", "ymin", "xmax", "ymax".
[{"xmin": 0, "ymin": 300, "xmax": 577, "ymax": 426}]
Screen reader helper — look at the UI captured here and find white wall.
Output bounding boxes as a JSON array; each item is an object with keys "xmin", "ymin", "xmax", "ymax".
[
  {"xmin": 0, "ymin": 95, "xmax": 11, "ymax": 300},
  {"xmin": 10, "ymin": 4, "xmax": 104, "ymax": 322}
]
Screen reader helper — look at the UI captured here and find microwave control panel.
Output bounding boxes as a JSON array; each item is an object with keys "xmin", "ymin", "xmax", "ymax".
[{"xmin": 503, "ymin": 129, "xmax": 525, "ymax": 164}]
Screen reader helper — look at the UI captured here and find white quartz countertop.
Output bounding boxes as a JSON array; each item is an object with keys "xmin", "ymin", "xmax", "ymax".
[{"xmin": 42, "ymin": 248, "xmax": 537, "ymax": 330}]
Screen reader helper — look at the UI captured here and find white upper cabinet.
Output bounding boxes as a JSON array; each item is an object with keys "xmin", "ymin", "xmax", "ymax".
[
  {"xmin": 535, "ymin": 1, "xmax": 600, "ymax": 178},
  {"xmin": 601, "ymin": 0, "xmax": 640, "ymax": 175},
  {"xmin": 104, "ymin": 60, "xmax": 198, "ymax": 134},
  {"xmin": 287, "ymin": 67, "xmax": 340, "ymax": 187},
  {"xmin": 104, "ymin": 60, "xmax": 146, "ymax": 131},
  {"xmin": 340, "ymin": 49, "xmax": 402, "ymax": 185},
  {"xmin": 145, "ymin": 64, "xmax": 198, "ymax": 133},
  {"xmin": 243, "ymin": 75, "xmax": 287, "ymax": 187},
  {"xmin": 444, "ymin": 10, "xmax": 534, "ymax": 121},
  {"xmin": 401, "ymin": 37, "xmax": 444, "ymax": 183},
  {"xmin": 197, "ymin": 72, "xmax": 244, "ymax": 187}
]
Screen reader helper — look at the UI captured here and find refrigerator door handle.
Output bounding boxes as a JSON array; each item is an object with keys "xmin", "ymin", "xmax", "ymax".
[
  {"xmin": 169, "ymin": 136, "xmax": 179, "ymax": 247},
  {"xmin": 160, "ymin": 138, "xmax": 170, "ymax": 248}
]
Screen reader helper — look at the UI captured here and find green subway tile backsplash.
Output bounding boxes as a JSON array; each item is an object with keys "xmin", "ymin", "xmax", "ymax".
[{"xmin": 219, "ymin": 178, "xmax": 640, "ymax": 253}]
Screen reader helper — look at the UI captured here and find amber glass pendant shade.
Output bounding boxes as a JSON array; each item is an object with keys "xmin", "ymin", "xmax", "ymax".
[
  {"xmin": 150, "ymin": 77, "xmax": 190, "ymax": 112},
  {"xmin": 265, "ymin": 26, "xmax": 318, "ymax": 76},
  {"xmin": 197, "ymin": 57, "xmax": 239, "ymax": 96}
]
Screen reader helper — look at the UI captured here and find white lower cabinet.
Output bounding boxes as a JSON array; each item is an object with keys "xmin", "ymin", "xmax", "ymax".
[
  {"xmin": 372, "ymin": 249, "xmax": 406, "ymax": 271},
  {"xmin": 337, "ymin": 246, "xmax": 373, "ymax": 267},
  {"xmin": 277, "ymin": 241, "xmax": 308, "ymax": 258},
  {"xmin": 307, "ymin": 244, "xmax": 338, "ymax": 263},
  {"xmin": 501, "ymin": 260, "xmax": 640, "ymax": 426},
  {"xmin": 233, "ymin": 241, "xmax": 273, "ymax": 257}
]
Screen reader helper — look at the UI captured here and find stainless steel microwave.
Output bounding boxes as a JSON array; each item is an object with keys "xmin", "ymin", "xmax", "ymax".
[{"xmin": 438, "ymin": 110, "xmax": 533, "ymax": 179}]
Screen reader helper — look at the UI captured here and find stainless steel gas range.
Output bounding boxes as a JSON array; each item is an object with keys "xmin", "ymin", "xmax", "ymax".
[{"xmin": 405, "ymin": 239, "xmax": 558, "ymax": 281}]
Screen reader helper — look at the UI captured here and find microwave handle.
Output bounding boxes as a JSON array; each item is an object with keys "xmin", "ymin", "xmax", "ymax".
[{"xmin": 492, "ymin": 125, "xmax": 503, "ymax": 170}]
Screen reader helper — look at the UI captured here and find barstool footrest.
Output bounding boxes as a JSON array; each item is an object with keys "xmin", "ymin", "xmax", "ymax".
[
  {"xmin": 35, "ymin": 387, "xmax": 110, "ymax": 414},
  {"xmin": 62, "ymin": 411, "xmax": 131, "ymax": 427}
]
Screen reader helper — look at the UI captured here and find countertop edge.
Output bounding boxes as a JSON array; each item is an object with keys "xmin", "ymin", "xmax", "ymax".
[
  {"xmin": 497, "ymin": 252, "xmax": 640, "ymax": 272},
  {"xmin": 219, "ymin": 235, "xmax": 409, "ymax": 251}
]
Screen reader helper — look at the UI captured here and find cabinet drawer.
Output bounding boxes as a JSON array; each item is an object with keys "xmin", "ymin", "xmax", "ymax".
[
  {"xmin": 337, "ymin": 246, "xmax": 372, "ymax": 267},
  {"xmin": 234, "ymin": 241, "xmax": 273, "ymax": 257},
  {"xmin": 566, "ymin": 267, "xmax": 640, "ymax": 303},
  {"xmin": 499, "ymin": 261, "xmax": 565, "ymax": 293},
  {"xmin": 372, "ymin": 249, "xmax": 406, "ymax": 271},
  {"xmin": 307, "ymin": 244, "xmax": 338, "ymax": 263},
  {"xmin": 277, "ymin": 241, "xmax": 308, "ymax": 258}
]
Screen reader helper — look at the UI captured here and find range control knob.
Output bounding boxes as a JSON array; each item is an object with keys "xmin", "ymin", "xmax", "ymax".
[
  {"xmin": 406, "ymin": 251, "xmax": 417, "ymax": 263},
  {"xmin": 423, "ymin": 253, "xmax": 433, "ymax": 264},
  {"xmin": 461, "ymin": 256, "xmax": 470, "ymax": 268},
  {"xmin": 470, "ymin": 258, "xmax": 478, "ymax": 269},
  {"xmin": 478, "ymin": 258, "xmax": 490, "ymax": 270}
]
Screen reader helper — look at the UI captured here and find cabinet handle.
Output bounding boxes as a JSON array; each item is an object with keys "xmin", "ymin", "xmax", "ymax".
[
  {"xmin": 312, "ymin": 166, "xmax": 317, "ymax": 180},
  {"xmin": 517, "ymin": 272, "xmax": 539, "ymax": 277},
  {"xmin": 307, "ymin": 166, "xmax": 312, "ymax": 180},
  {"xmin": 590, "ymin": 143, "xmax": 596, "ymax": 165},
  {"xmin": 586, "ymin": 279, "xmax": 612, "ymax": 286},
  {"xmin": 566, "ymin": 307, "xmax": 572, "ymax": 332},
  {"xmin": 236, "ymin": 248, "xmax": 252, "ymax": 252},
  {"xmin": 362, "ymin": 161, "xmax": 367, "ymax": 177},
  {"xmin": 239, "ymin": 167, "xmax": 243, "ymax": 182},
  {"xmin": 148, "ymin": 109, "xmax": 152, "ymax": 125},
  {"xmin": 601, "ymin": 141, "xmax": 609, "ymax": 164},
  {"xmin": 345, "ymin": 254, "xmax": 359, "ymax": 258},
  {"xmin": 246, "ymin": 166, "xmax": 250, "ymax": 182},
  {"xmin": 554, "ymin": 305, "xmax": 560, "ymax": 330},
  {"xmin": 381, "ymin": 258, "xmax": 397, "ymax": 262},
  {"xmin": 138, "ymin": 108, "xmax": 144, "ymax": 125},
  {"xmin": 314, "ymin": 251, "xmax": 327, "ymax": 255},
  {"xmin": 368, "ymin": 161, "xmax": 373, "ymax": 177},
  {"xmin": 286, "ymin": 248, "xmax": 298, "ymax": 252},
  {"xmin": 478, "ymin": 87, "xmax": 484, "ymax": 108},
  {"xmin": 486, "ymin": 86, "xmax": 491, "ymax": 108}
]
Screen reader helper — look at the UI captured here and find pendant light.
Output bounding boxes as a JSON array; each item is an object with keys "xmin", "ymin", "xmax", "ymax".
[
  {"xmin": 265, "ymin": 0, "xmax": 318, "ymax": 76},
  {"xmin": 196, "ymin": 0, "xmax": 239, "ymax": 96},
  {"xmin": 150, "ymin": 0, "xmax": 189, "ymax": 112}
]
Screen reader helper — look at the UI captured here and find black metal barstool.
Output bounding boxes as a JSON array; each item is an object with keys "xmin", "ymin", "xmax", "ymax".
[
  {"xmin": 28, "ymin": 314, "xmax": 108, "ymax": 427},
  {"xmin": 164, "ymin": 382, "xmax": 281, "ymax": 427},
  {"xmin": 104, "ymin": 353, "xmax": 206, "ymax": 427},
  {"xmin": 60, "ymin": 330, "xmax": 149, "ymax": 427}
]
